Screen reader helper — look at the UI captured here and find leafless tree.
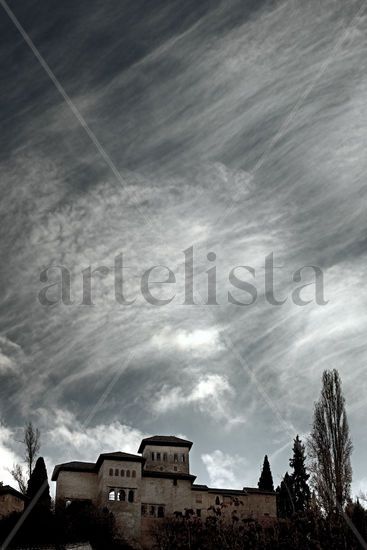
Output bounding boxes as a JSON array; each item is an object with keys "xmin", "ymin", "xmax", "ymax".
[
  {"xmin": 10, "ymin": 463, "xmax": 27, "ymax": 494},
  {"xmin": 308, "ymin": 369, "xmax": 352, "ymax": 515},
  {"xmin": 10, "ymin": 422, "xmax": 41, "ymax": 494},
  {"xmin": 22, "ymin": 422, "xmax": 41, "ymax": 478}
]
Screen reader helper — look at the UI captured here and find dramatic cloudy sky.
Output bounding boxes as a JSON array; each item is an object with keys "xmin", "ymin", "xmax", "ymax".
[{"xmin": 1, "ymin": 0, "xmax": 367, "ymax": 496}]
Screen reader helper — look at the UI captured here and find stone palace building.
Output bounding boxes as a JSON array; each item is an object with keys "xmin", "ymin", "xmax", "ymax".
[{"xmin": 52, "ymin": 435, "xmax": 276, "ymax": 548}]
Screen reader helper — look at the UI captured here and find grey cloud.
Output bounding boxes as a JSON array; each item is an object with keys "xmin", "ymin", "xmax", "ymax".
[{"xmin": 0, "ymin": 0, "xmax": 366, "ymax": 492}]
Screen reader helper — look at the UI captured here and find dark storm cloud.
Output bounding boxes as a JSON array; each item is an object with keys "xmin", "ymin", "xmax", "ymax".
[{"xmin": 0, "ymin": 0, "xmax": 367, "ymax": 493}]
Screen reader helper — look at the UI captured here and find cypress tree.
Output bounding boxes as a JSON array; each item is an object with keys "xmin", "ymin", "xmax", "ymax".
[
  {"xmin": 289, "ymin": 435, "xmax": 310, "ymax": 513},
  {"xmin": 276, "ymin": 472, "xmax": 295, "ymax": 518},
  {"xmin": 258, "ymin": 455, "xmax": 274, "ymax": 491},
  {"xmin": 27, "ymin": 456, "xmax": 51, "ymax": 511}
]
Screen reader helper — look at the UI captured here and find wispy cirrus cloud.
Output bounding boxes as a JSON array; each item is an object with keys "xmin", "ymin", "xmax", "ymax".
[{"xmin": 0, "ymin": 0, "xmax": 366, "ymax": 494}]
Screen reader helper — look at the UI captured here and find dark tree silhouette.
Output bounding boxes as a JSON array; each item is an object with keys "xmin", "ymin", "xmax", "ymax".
[
  {"xmin": 23, "ymin": 422, "xmax": 41, "ymax": 478},
  {"xmin": 27, "ymin": 456, "xmax": 51, "ymax": 511},
  {"xmin": 308, "ymin": 369, "xmax": 352, "ymax": 514},
  {"xmin": 258, "ymin": 454, "xmax": 274, "ymax": 491},
  {"xmin": 11, "ymin": 422, "xmax": 40, "ymax": 494},
  {"xmin": 276, "ymin": 472, "xmax": 295, "ymax": 518},
  {"xmin": 289, "ymin": 435, "xmax": 310, "ymax": 513}
]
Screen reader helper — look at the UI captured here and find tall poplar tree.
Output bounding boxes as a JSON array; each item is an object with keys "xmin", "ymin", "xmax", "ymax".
[{"xmin": 308, "ymin": 369, "xmax": 352, "ymax": 514}]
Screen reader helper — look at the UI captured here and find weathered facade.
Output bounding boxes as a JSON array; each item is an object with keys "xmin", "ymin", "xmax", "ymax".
[
  {"xmin": 0, "ymin": 485, "xmax": 26, "ymax": 518},
  {"xmin": 52, "ymin": 436, "xmax": 276, "ymax": 548}
]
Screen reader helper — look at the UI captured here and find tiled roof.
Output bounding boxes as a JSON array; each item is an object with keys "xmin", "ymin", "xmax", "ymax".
[
  {"xmin": 138, "ymin": 435, "xmax": 193, "ymax": 453},
  {"xmin": 96, "ymin": 451, "xmax": 144, "ymax": 468},
  {"xmin": 51, "ymin": 461, "xmax": 96, "ymax": 481},
  {"xmin": 0, "ymin": 484, "xmax": 27, "ymax": 500},
  {"xmin": 52, "ymin": 452, "xmax": 145, "ymax": 481}
]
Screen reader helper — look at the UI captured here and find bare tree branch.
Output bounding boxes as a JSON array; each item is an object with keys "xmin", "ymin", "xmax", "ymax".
[
  {"xmin": 10, "ymin": 463, "xmax": 27, "ymax": 494},
  {"xmin": 307, "ymin": 369, "xmax": 352, "ymax": 515},
  {"xmin": 22, "ymin": 422, "xmax": 41, "ymax": 478}
]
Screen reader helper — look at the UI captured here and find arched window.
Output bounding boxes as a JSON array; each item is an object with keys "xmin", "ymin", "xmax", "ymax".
[
  {"xmin": 109, "ymin": 468, "xmax": 113, "ymax": 476},
  {"xmin": 108, "ymin": 489, "xmax": 115, "ymax": 501},
  {"xmin": 121, "ymin": 469, "xmax": 125, "ymax": 477},
  {"xmin": 132, "ymin": 470, "xmax": 136, "ymax": 478},
  {"xmin": 182, "ymin": 454, "xmax": 186, "ymax": 463},
  {"xmin": 174, "ymin": 453, "xmax": 178, "ymax": 462},
  {"xmin": 215, "ymin": 496, "xmax": 220, "ymax": 505},
  {"xmin": 115, "ymin": 468, "xmax": 119, "ymax": 476},
  {"xmin": 119, "ymin": 490, "xmax": 126, "ymax": 501},
  {"xmin": 128, "ymin": 490, "xmax": 134, "ymax": 503},
  {"xmin": 65, "ymin": 500, "xmax": 71, "ymax": 508},
  {"xmin": 158, "ymin": 506, "xmax": 165, "ymax": 518},
  {"xmin": 163, "ymin": 453, "xmax": 167, "ymax": 461},
  {"xmin": 126, "ymin": 470, "xmax": 131, "ymax": 477}
]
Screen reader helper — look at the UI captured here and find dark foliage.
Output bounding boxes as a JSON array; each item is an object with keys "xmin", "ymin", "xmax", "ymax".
[
  {"xmin": 258, "ymin": 455, "xmax": 274, "ymax": 492},
  {"xmin": 276, "ymin": 472, "xmax": 295, "ymax": 518},
  {"xmin": 55, "ymin": 501, "xmax": 133, "ymax": 549},
  {"xmin": 152, "ymin": 504, "xmax": 367, "ymax": 549},
  {"xmin": 277, "ymin": 436, "xmax": 311, "ymax": 518},
  {"xmin": 289, "ymin": 435, "xmax": 311, "ymax": 513},
  {"xmin": 27, "ymin": 456, "xmax": 51, "ymax": 510}
]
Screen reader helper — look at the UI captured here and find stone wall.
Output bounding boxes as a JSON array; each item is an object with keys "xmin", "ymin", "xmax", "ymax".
[
  {"xmin": 97, "ymin": 459, "xmax": 143, "ymax": 544},
  {"xmin": 192, "ymin": 489, "xmax": 276, "ymax": 521},
  {"xmin": 0, "ymin": 493, "xmax": 24, "ymax": 517},
  {"xmin": 140, "ymin": 476, "xmax": 192, "ymax": 548},
  {"xmin": 55, "ymin": 471, "xmax": 98, "ymax": 505},
  {"xmin": 142, "ymin": 444, "xmax": 190, "ymax": 474}
]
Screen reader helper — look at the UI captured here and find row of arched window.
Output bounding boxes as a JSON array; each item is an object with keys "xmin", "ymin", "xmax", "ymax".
[
  {"xmin": 151, "ymin": 452, "xmax": 186, "ymax": 463},
  {"xmin": 108, "ymin": 488, "xmax": 135, "ymax": 502},
  {"xmin": 109, "ymin": 468, "xmax": 136, "ymax": 478}
]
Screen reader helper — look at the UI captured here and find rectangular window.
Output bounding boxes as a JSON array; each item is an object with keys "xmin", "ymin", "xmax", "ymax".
[
  {"xmin": 150, "ymin": 505, "xmax": 156, "ymax": 516},
  {"xmin": 151, "ymin": 452, "xmax": 155, "ymax": 460},
  {"xmin": 174, "ymin": 453, "xmax": 178, "ymax": 462},
  {"xmin": 163, "ymin": 453, "xmax": 167, "ymax": 461},
  {"xmin": 141, "ymin": 504, "xmax": 147, "ymax": 516},
  {"xmin": 157, "ymin": 452, "xmax": 161, "ymax": 461},
  {"xmin": 182, "ymin": 454, "xmax": 186, "ymax": 463},
  {"xmin": 196, "ymin": 495, "xmax": 202, "ymax": 503},
  {"xmin": 157, "ymin": 505, "xmax": 165, "ymax": 518},
  {"xmin": 173, "ymin": 479, "xmax": 178, "ymax": 486}
]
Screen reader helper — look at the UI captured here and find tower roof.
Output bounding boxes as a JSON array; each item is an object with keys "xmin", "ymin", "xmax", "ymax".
[
  {"xmin": 138, "ymin": 435, "xmax": 193, "ymax": 453},
  {"xmin": 95, "ymin": 451, "xmax": 144, "ymax": 468}
]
